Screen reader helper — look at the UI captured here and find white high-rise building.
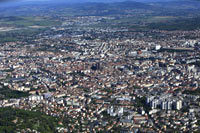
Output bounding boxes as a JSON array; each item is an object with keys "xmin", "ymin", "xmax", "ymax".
[
  {"xmin": 167, "ymin": 101, "xmax": 173, "ymax": 110},
  {"xmin": 146, "ymin": 96, "xmax": 155, "ymax": 104},
  {"xmin": 175, "ymin": 100, "xmax": 182, "ymax": 110},
  {"xmin": 161, "ymin": 101, "xmax": 167, "ymax": 110},
  {"xmin": 151, "ymin": 99, "xmax": 159, "ymax": 109}
]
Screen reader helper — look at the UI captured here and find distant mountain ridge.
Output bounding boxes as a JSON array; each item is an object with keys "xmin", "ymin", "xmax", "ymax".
[{"xmin": 1, "ymin": 0, "xmax": 200, "ymax": 16}]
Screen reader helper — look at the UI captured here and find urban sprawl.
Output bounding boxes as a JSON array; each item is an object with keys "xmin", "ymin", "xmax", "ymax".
[{"xmin": 0, "ymin": 16, "xmax": 200, "ymax": 132}]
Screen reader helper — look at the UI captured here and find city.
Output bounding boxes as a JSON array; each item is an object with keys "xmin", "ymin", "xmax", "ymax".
[{"xmin": 0, "ymin": 0, "xmax": 200, "ymax": 132}]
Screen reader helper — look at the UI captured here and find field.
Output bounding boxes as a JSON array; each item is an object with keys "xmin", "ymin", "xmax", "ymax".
[
  {"xmin": 0, "ymin": 16, "xmax": 61, "ymax": 42},
  {"xmin": 0, "ymin": 16, "xmax": 60, "ymax": 28}
]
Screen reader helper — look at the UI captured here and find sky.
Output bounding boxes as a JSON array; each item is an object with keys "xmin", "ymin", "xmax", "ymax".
[
  {"xmin": 0, "ymin": 0, "xmax": 197, "ymax": 4},
  {"xmin": 0, "ymin": 0, "xmax": 185, "ymax": 2}
]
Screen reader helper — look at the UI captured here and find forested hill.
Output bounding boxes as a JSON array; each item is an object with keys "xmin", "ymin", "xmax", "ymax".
[{"xmin": 0, "ymin": 107, "xmax": 65, "ymax": 132}]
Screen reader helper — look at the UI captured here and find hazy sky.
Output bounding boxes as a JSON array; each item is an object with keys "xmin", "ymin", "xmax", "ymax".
[
  {"xmin": 0, "ymin": 0, "xmax": 180, "ymax": 2},
  {"xmin": 0, "ymin": 0, "xmax": 196, "ymax": 4}
]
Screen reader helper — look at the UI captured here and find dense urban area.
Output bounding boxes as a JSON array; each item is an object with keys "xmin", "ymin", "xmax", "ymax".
[{"xmin": 0, "ymin": 0, "xmax": 200, "ymax": 133}]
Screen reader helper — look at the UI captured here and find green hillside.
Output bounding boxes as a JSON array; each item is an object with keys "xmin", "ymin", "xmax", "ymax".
[{"xmin": 0, "ymin": 107, "xmax": 64, "ymax": 133}]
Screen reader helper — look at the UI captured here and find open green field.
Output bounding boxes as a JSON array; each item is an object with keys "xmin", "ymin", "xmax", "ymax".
[
  {"xmin": 0, "ymin": 16, "xmax": 61, "ymax": 28},
  {"xmin": 0, "ymin": 16, "xmax": 61, "ymax": 42}
]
